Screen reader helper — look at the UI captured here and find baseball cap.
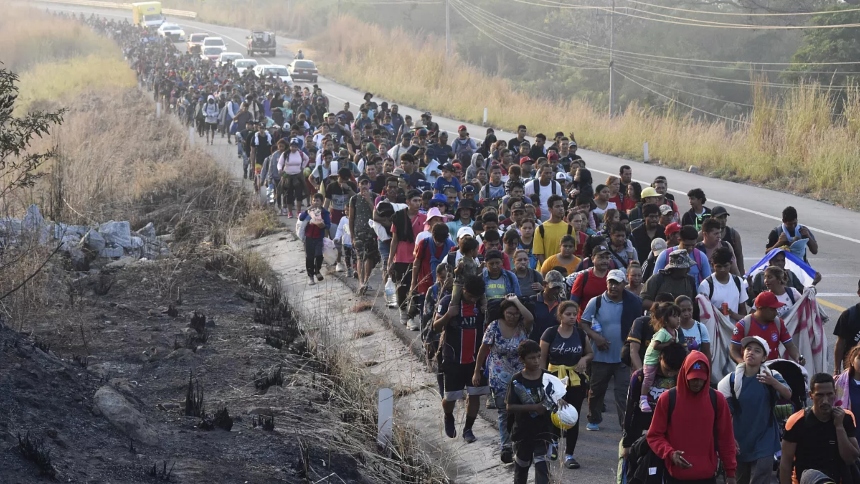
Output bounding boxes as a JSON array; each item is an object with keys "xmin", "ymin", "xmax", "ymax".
[
  {"xmin": 519, "ymin": 157, "xmax": 534, "ymax": 165},
  {"xmin": 651, "ymin": 238, "xmax": 667, "ymax": 256},
  {"xmin": 456, "ymin": 226, "xmax": 475, "ymax": 240},
  {"xmin": 607, "ymin": 269, "xmax": 627, "ymax": 283},
  {"xmin": 555, "ymin": 172, "xmax": 569, "ymax": 181},
  {"xmin": 440, "ymin": 163, "xmax": 455, "ymax": 172},
  {"xmin": 659, "ymin": 204, "xmax": 673, "ymax": 215},
  {"xmin": 402, "ymin": 131, "xmax": 413, "ymax": 139},
  {"xmin": 463, "ymin": 184, "xmax": 476, "ymax": 194},
  {"xmin": 510, "ymin": 201, "xmax": 526, "ymax": 213},
  {"xmin": 457, "ymin": 124, "xmax": 467, "ymax": 131},
  {"xmin": 664, "ymin": 222, "xmax": 681, "ymax": 236},
  {"xmin": 641, "ymin": 187, "xmax": 660, "ymax": 198},
  {"xmin": 665, "ymin": 249, "xmax": 691, "ymax": 270},
  {"xmin": 592, "ymin": 245, "xmax": 611, "ymax": 256},
  {"xmin": 754, "ymin": 291, "xmax": 786, "ymax": 309},
  {"xmin": 544, "ymin": 270, "xmax": 566, "ymax": 289},
  {"xmin": 430, "ymin": 194, "xmax": 448, "ymax": 207},
  {"xmin": 686, "ymin": 360, "xmax": 709, "ymax": 381},
  {"xmin": 741, "ymin": 335, "xmax": 769, "ymax": 354},
  {"xmin": 358, "ymin": 175, "xmax": 371, "ymax": 184},
  {"xmin": 712, "ymin": 206, "xmax": 730, "ymax": 217}
]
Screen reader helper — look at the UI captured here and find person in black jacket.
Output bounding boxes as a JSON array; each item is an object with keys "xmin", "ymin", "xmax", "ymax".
[{"xmin": 619, "ymin": 342, "xmax": 687, "ymax": 483}]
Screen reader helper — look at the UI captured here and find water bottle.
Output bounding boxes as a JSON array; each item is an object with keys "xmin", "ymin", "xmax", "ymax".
[
  {"xmin": 385, "ymin": 278, "xmax": 397, "ymax": 308},
  {"xmin": 591, "ymin": 316, "xmax": 603, "ymax": 334}
]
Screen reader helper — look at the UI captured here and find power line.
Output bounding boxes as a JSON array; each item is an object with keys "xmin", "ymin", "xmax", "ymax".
[
  {"xmin": 448, "ymin": 0, "xmax": 606, "ymax": 69},
  {"xmin": 451, "ymin": 0, "xmax": 610, "ymax": 65},
  {"xmin": 615, "ymin": 68, "xmax": 751, "ymax": 123},
  {"xmin": 601, "ymin": 6, "xmax": 860, "ymax": 29},
  {"xmin": 620, "ymin": 0, "xmax": 860, "ymax": 17},
  {"xmin": 457, "ymin": 0, "xmax": 860, "ymax": 66}
]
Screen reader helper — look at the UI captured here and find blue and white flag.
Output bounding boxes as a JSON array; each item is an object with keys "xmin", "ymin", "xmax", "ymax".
[{"xmin": 746, "ymin": 248, "xmax": 816, "ymax": 287}]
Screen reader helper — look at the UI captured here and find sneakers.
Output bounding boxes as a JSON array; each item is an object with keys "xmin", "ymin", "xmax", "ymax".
[
  {"xmin": 315, "ymin": 272, "xmax": 324, "ymax": 282},
  {"xmin": 335, "ymin": 262, "xmax": 346, "ymax": 272},
  {"xmin": 346, "ymin": 268, "xmax": 354, "ymax": 278},
  {"xmin": 287, "ymin": 210, "xmax": 294, "ymax": 218},
  {"xmin": 639, "ymin": 396, "xmax": 652, "ymax": 413},
  {"xmin": 462, "ymin": 428, "xmax": 477, "ymax": 443},
  {"xmin": 500, "ymin": 446, "xmax": 513, "ymax": 464},
  {"xmin": 564, "ymin": 455, "xmax": 581, "ymax": 469},
  {"xmin": 586, "ymin": 423, "xmax": 600, "ymax": 431},
  {"xmin": 308, "ymin": 276, "xmax": 316, "ymax": 286},
  {"xmin": 486, "ymin": 398, "xmax": 496, "ymax": 410},
  {"xmin": 444, "ymin": 414, "xmax": 456, "ymax": 438},
  {"xmin": 406, "ymin": 318, "xmax": 421, "ymax": 331},
  {"xmin": 548, "ymin": 442, "xmax": 559, "ymax": 461}
]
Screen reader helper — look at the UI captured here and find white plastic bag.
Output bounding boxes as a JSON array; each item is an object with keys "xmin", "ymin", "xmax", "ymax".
[
  {"xmin": 322, "ymin": 238, "xmax": 338, "ymax": 266},
  {"xmin": 296, "ymin": 217, "xmax": 308, "ymax": 242}
]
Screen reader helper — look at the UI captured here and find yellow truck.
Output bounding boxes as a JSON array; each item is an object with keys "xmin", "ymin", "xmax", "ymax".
[{"xmin": 131, "ymin": 2, "xmax": 165, "ymax": 28}]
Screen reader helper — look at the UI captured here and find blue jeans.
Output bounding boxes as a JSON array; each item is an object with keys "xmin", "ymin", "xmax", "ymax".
[{"xmin": 378, "ymin": 239, "xmax": 391, "ymax": 265}]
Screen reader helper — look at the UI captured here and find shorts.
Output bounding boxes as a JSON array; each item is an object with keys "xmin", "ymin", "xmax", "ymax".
[
  {"xmin": 354, "ymin": 237, "xmax": 381, "ymax": 264},
  {"xmin": 443, "ymin": 362, "xmax": 490, "ymax": 401},
  {"xmin": 205, "ymin": 122, "xmax": 217, "ymax": 133}
]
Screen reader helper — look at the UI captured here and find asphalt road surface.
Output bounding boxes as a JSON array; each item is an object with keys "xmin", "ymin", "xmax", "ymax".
[{"xmin": 33, "ymin": 4, "xmax": 848, "ymax": 482}]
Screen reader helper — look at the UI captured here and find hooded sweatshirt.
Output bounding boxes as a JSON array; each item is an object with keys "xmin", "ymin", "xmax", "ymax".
[{"xmin": 647, "ymin": 351, "xmax": 737, "ymax": 480}]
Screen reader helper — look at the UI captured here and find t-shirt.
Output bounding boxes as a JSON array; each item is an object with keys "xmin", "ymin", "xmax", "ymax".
[
  {"xmin": 783, "ymin": 408, "xmax": 857, "ymax": 483},
  {"xmin": 680, "ymin": 321, "xmax": 710, "ymax": 352},
  {"xmin": 731, "ymin": 316, "xmax": 792, "ymax": 361},
  {"xmin": 698, "ymin": 275, "xmax": 749, "ymax": 312},
  {"xmin": 532, "ymin": 221, "xmax": 574, "ymax": 257},
  {"xmin": 834, "ymin": 304, "xmax": 860, "ymax": 348},
  {"xmin": 506, "ymin": 371, "xmax": 553, "ymax": 444},
  {"xmin": 479, "ymin": 182, "xmax": 506, "ymax": 202},
  {"xmin": 570, "ymin": 268, "xmax": 608, "ymax": 320},
  {"xmin": 774, "ymin": 288, "xmax": 802, "ymax": 319},
  {"xmin": 541, "ymin": 326, "xmax": 586, "ymax": 367},
  {"xmin": 434, "ymin": 176, "xmax": 461, "ymax": 194},
  {"xmin": 524, "ymin": 180, "xmax": 563, "ymax": 221},
  {"xmin": 539, "ymin": 254, "xmax": 582, "ymax": 277},
  {"xmin": 581, "ymin": 294, "xmax": 624, "ymax": 364},
  {"xmin": 486, "ymin": 275, "xmax": 508, "ymax": 301},
  {"xmin": 436, "ymin": 295, "xmax": 484, "ymax": 365},
  {"xmin": 325, "ymin": 181, "xmax": 357, "ymax": 224},
  {"xmin": 731, "ymin": 373, "xmax": 784, "ymax": 461},
  {"xmin": 516, "ymin": 270, "xmax": 543, "ymax": 299},
  {"xmin": 392, "ymin": 212, "xmax": 427, "ymax": 264}
]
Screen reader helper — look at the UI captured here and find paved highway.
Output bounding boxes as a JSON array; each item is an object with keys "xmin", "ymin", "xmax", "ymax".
[{"xmin": 34, "ymin": 4, "xmax": 850, "ymax": 481}]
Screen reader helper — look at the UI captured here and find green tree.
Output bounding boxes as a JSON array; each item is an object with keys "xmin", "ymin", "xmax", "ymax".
[{"xmin": 786, "ymin": 7, "xmax": 860, "ymax": 87}]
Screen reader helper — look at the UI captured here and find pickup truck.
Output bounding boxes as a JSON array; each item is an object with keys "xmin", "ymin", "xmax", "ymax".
[
  {"xmin": 247, "ymin": 31, "xmax": 276, "ymax": 57},
  {"xmin": 187, "ymin": 33, "xmax": 207, "ymax": 54}
]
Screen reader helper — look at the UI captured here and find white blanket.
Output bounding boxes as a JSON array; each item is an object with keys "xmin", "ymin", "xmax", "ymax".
[{"xmin": 696, "ymin": 288, "xmax": 827, "ymax": 383}]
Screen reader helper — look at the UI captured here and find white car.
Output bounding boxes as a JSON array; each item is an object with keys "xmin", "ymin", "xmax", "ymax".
[
  {"xmin": 217, "ymin": 52, "xmax": 244, "ymax": 67},
  {"xmin": 233, "ymin": 58, "xmax": 258, "ymax": 75},
  {"xmin": 157, "ymin": 23, "xmax": 185, "ymax": 41},
  {"xmin": 201, "ymin": 46, "xmax": 225, "ymax": 62},
  {"xmin": 202, "ymin": 37, "xmax": 227, "ymax": 52},
  {"xmin": 253, "ymin": 64, "xmax": 294, "ymax": 87}
]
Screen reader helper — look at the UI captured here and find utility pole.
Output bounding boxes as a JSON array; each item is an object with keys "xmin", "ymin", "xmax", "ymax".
[
  {"xmin": 445, "ymin": 0, "xmax": 450, "ymax": 59},
  {"xmin": 608, "ymin": 0, "xmax": 615, "ymax": 119}
]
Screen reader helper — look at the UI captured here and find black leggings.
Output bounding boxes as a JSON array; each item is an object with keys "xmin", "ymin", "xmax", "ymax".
[
  {"xmin": 554, "ymin": 384, "xmax": 587, "ymax": 456},
  {"xmin": 305, "ymin": 237, "xmax": 323, "ymax": 277}
]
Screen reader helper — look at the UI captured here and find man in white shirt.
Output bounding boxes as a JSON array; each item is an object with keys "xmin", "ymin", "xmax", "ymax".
[
  {"xmin": 524, "ymin": 164, "xmax": 563, "ymax": 222},
  {"xmin": 698, "ymin": 246, "xmax": 748, "ymax": 322}
]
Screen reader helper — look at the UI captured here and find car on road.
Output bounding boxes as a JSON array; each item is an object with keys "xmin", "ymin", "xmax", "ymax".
[
  {"xmin": 233, "ymin": 59, "xmax": 258, "ymax": 75},
  {"xmin": 186, "ymin": 33, "xmax": 207, "ymax": 54},
  {"xmin": 157, "ymin": 23, "xmax": 185, "ymax": 41},
  {"xmin": 201, "ymin": 46, "xmax": 225, "ymax": 62},
  {"xmin": 217, "ymin": 52, "xmax": 244, "ymax": 67},
  {"xmin": 253, "ymin": 65, "xmax": 294, "ymax": 87},
  {"xmin": 287, "ymin": 59, "xmax": 318, "ymax": 83},
  {"xmin": 202, "ymin": 37, "xmax": 227, "ymax": 53},
  {"xmin": 246, "ymin": 31, "xmax": 276, "ymax": 56}
]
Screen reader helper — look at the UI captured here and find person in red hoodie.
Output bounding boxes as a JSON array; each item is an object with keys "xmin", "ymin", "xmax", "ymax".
[{"xmin": 647, "ymin": 351, "xmax": 737, "ymax": 484}]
